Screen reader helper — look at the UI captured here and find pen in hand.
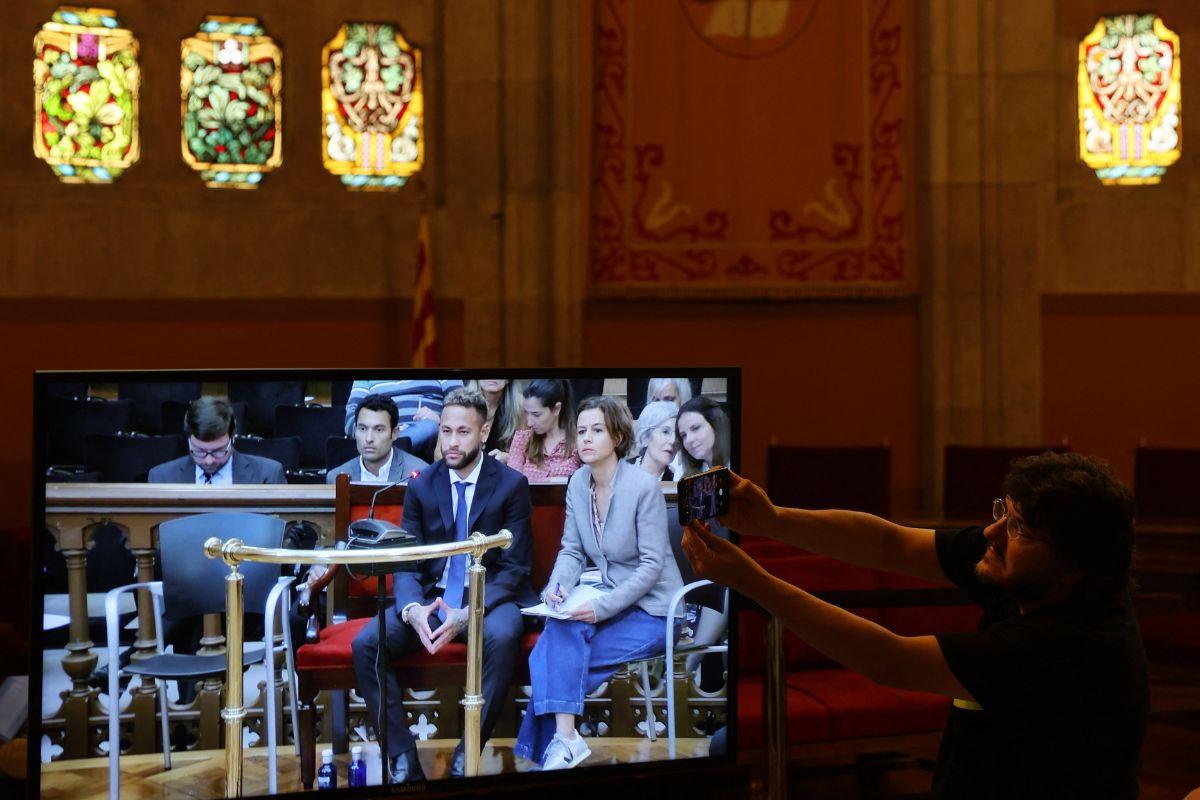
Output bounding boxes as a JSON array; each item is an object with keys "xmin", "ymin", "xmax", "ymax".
[{"xmin": 550, "ymin": 582, "xmax": 562, "ymax": 610}]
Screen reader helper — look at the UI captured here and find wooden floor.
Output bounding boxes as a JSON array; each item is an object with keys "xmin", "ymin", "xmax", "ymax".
[
  {"xmin": 39, "ymin": 680, "xmax": 1200, "ymax": 799},
  {"xmin": 40, "ymin": 737, "xmax": 712, "ymax": 799}
]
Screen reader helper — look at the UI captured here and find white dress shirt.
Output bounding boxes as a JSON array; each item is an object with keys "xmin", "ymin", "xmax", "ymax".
[
  {"xmin": 358, "ymin": 449, "xmax": 395, "ymax": 484},
  {"xmin": 195, "ymin": 455, "xmax": 233, "ymax": 485}
]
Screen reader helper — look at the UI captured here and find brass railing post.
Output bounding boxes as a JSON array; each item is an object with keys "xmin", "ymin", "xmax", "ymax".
[
  {"xmin": 204, "ymin": 528, "xmax": 512, "ymax": 797},
  {"xmin": 764, "ymin": 615, "xmax": 788, "ymax": 800},
  {"xmin": 218, "ymin": 539, "xmax": 246, "ymax": 799},
  {"xmin": 461, "ymin": 534, "xmax": 487, "ymax": 778}
]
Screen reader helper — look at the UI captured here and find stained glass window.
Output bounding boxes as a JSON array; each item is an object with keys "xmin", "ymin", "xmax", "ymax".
[
  {"xmin": 321, "ymin": 23, "xmax": 424, "ymax": 190},
  {"xmin": 1078, "ymin": 14, "xmax": 1181, "ymax": 185},
  {"xmin": 33, "ymin": 6, "xmax": 139, "ymax": 184},
  {"xmin": 181, "ymin": 16, "xmax": 282, "ymax": 189}
]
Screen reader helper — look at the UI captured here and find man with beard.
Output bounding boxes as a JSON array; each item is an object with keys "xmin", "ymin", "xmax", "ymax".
[
  {"xmin": 350, "ymin": 387, "xmax": 535, "ymax": 782},
  {"xmin": 681, "ymin": 452, "xmax": 1147, "ymax": 799}
]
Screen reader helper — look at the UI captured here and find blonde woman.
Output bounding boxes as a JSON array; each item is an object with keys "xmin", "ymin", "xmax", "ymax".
[{"xmin": 467, "ymin": 378, "xmax": 523, "ymax": 461}]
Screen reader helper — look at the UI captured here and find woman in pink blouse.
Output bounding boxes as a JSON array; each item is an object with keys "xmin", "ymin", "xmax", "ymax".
[{"xmin": 506, "ymin": 379, "xmax": 582, "ymax": 480}]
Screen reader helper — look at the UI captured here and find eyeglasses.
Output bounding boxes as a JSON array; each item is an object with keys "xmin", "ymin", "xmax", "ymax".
[
  {"xmin": 991, "ymin": 498, "xmax": 1045, "ymax": 543},
  {"xmin": 190, "ymin": 441, "xmax": 233, "ymax": 460}
]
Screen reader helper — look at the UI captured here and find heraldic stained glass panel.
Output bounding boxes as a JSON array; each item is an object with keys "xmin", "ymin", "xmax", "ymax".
[
  {"xmin": 33, "ymin": 6, "xmax": 139, "ymax": 184},
  {"xmin": 181, "ymin": 16, "xmax": 283, "ymax": 189},
  {"xmin": 321, "ymin": 22, "xmax": 424, "ymax": 190},
  {"xmin": 1078, "ymin": 14, "xmax": 1181, "ymax": 185}
]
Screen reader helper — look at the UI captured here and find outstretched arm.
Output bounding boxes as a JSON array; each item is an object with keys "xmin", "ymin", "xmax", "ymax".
[
  {"xmin": 683, "ymin": 521, "xmax": 973, "ymax": 701},
  {"xmin": 721, "ymin": 470, "xmax": 949, "ymax": 586}
]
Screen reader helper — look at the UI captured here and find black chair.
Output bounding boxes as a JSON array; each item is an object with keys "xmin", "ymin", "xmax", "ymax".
[
  {"xmin": 45, "ymin": 468, "xmax": 103, "ymax": 482},
  {"xmin": 228, "ymin": 381, "xmax": 306, "ymax": 436},
  {"xmin": 84, "ymin": 433, "xmax": 186, "ymax": 483},
  {"xmin": 117, "ymin": 382, "xmax": 203, "ymax": 434},
  {"xmin": 284, "ymin": 470, "xmax": 326, "ymax": 485},
  {"xmin": 234, "ymin": 435, "xmax": 302, "ymax": 473},
  {"xmin": 330, "ymin": 381, "xmax": 353, "ymax": 407},
  {"xmin": 943, "ymin": 445, "xmax": 1069, "ymax": 520},
  {"xmin": 767, "ymin": 445, "xmax": 891, "ymax": 517},
  {"xmin": 161, "ymin": 399, "xmax": 246, "ymax": 438},
  {"xmin": 324, "ymin": 436, "xmax": 361, "ymax": 473},
  {"xmin": 45, "ymin": 382, "xmax": 91, "ymax": 400},
  {"xmin": 626, "ymin": 377, "xmax": 705, "ymax": 420},
  {"xmin": 46, "ymin": 397, "xmax": 134, "ymax": 467},
  {"xmin": 274, "ymin": 404, "xmax": 346, "ymax": 469},
  {"xmin": 568, "ymin": 379, "xmax": 607, "ymax": 408},
  {"xmin": 103, "ymin": 511, "xmax": 288, "ymax": 800}
]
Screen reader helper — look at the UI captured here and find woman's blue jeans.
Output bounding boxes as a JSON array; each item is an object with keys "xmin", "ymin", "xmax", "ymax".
[{"xmin": 514, "ymin": 606, "xmax": 672, "ymax": 765}]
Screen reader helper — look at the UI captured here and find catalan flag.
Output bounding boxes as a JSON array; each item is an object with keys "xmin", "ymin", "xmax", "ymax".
[{"xmin": 410, "ymin": 210, "xmax": 436, "ymax": 368}]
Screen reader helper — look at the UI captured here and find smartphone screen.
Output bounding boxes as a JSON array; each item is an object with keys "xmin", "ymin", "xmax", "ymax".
[{"xmin": 677, "ymin": 465, "xmax": 731, "ymax": 526}]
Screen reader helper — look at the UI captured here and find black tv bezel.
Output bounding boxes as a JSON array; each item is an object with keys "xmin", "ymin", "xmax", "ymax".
[{"xmin": 29, "ymin": 367, "xmax": 743, "ymax": 799}]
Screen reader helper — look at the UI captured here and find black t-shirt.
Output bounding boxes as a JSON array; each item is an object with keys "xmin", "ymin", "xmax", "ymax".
[{"xmin": 932, "ymin": 526, "xmax": 1149, "ymax": 799}]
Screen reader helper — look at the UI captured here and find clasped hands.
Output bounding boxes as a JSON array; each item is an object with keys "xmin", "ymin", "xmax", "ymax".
[{"xmin": 407, "ymin": 597, "xmax": 468, "ymax": 654}]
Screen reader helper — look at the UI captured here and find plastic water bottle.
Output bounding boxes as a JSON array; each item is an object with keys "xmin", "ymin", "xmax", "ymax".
[
  {"xmin": 317, "ymin": 748, "xmax": 337, "ymax": 790},
  {"xmin": 348, "ymin": 745, "xmax": 367, "ymax": 787}
]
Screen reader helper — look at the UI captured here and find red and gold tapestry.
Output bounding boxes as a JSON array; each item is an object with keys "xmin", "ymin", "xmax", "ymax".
[{"xmin": 589, "ymin": 0, "xmax": 911, "ymax": 296}]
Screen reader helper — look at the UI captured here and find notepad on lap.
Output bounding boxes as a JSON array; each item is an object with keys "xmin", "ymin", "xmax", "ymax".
[{"xmin": 521, "ymin": 583, "xmax": 609, "ymax": 620}]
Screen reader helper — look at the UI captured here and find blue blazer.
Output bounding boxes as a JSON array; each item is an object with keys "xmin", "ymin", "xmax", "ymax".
[{"xmin": 396, "ymin": 454, "xmax": 536, "ymax": 614}]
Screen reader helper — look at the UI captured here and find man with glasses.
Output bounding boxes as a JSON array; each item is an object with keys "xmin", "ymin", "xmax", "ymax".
[
  {"xmin": 146, "ymin": 396, "xmax": 285, "ymax": 708},
  {"xmin": 681, "ymin": 451, "xmax": 1147, "ymax": 799},
  {"xmin": 148, "ymin": 395, "xmax": 286, "ymax": 484}
]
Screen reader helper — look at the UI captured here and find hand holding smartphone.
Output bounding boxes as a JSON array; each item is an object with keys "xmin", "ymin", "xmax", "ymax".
[{"xmin": 677, "ymin": 465, "xmax": 731, "ymax": 526}]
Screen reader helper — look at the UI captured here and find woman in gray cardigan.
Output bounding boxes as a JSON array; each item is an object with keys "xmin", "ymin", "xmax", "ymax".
[{"xmin": 514, "ymin": 395, "xmax": 684, "ymax": 770}]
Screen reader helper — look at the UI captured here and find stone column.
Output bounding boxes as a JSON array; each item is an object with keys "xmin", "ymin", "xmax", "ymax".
[
  {"xmin": 917, "ymin": 0, "xmax": 1051, "ymax": 513},
  {"xmin": 442, "ymin": 0, "xmax": 584, "ymax": 368}
]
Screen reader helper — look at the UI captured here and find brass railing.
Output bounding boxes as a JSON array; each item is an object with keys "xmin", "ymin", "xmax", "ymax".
[{"xmin": 203, "ymin": 529, "xmax": 513, "ymax": 798}]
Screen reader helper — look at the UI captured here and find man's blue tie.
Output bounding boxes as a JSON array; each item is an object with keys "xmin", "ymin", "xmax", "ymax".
[{"xmin": 439, "ymin": 480, "xmax": 470, "ymax": 622}]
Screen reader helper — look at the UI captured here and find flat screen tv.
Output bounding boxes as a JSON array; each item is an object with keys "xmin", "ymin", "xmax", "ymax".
[{"xmin": 30, "ymin": 368, "xmax": 742, "ymax": 799}]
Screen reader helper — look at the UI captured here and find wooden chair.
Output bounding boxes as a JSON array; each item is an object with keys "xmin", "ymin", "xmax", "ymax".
[
  {"xmin": 1134, "ymin": 446, "xmax": 1200, "ymax": 522},
  {"xmin": 943, "ymin": 445, "xmax": 1069, "ymax": 521},
  {"xmin": 766, "ymin": 445, "xmax": 891, "ymax": 517}
]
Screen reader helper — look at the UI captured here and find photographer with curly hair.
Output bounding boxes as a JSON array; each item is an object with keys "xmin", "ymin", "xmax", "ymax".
[{"xmin": 683, "ymin": 452, "xmax": 1147, "ymax": 799}]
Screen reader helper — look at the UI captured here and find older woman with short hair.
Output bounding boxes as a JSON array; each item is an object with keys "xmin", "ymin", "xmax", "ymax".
[
  {"xmin": 645, "ymin": 377, "xmax": 693, "ymax": 408},
  {"xmin": 630, "ymin": 400, "xmax": 680, "ymax": 482}
]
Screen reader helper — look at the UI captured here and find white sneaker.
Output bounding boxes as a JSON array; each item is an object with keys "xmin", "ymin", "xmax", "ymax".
[{"xmin": 541, "ymin": 732, "xmax": 592, "ymax": 770}]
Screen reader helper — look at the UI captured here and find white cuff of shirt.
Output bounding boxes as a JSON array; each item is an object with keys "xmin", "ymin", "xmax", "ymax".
[{"xmin": 400, "ymin": 602, "xmax": 420, "ymax": 624}]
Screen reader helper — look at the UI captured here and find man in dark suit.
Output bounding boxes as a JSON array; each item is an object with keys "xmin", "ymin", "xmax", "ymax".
[
  {"xmin": 146, "ymin": 395, "xmax": 285, "ymax": 707},
  {"xmin": 351, "ymin": 387, "xmax": 535, "ymax": 782},
  {"xmin": 148, "ymin": 395, "xmax": 286, "ymax": 485},
  {"xmin": 326, "ymin": 393, "xmax": 429, "ymax": 484}
]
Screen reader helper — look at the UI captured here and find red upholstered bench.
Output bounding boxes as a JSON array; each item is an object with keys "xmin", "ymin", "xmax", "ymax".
[
  {"xmin": 294, "ymin": 475, "xmax": 566, "ymax": 788},
  {"xmin": 736, "ymin": 554, "xmax": 976, "ymax": 757},
  {"xmin": 299, "ymin": 616, "xmax": 543, "ymax": 677}
]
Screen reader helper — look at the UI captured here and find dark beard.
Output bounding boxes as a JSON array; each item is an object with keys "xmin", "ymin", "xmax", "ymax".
[
  {"xmin": 445, "ymin": 444, "xmax": 481, "ymax": 471},
  {"xmin": 974, "ymin": 559, "xmax": 1058, "ymax": 605}
]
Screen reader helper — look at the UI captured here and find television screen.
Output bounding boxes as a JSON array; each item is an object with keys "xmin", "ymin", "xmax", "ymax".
[{"xmin": 32, "ymin": 368, "xmax": 740, "ymax": 799}]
